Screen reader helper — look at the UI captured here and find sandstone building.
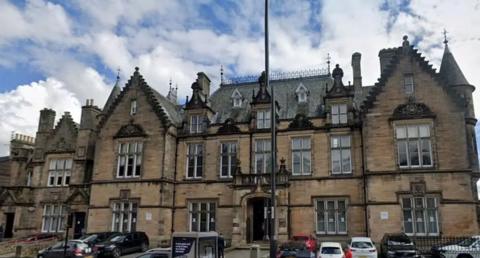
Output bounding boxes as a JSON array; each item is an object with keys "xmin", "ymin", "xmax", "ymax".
[{"xmin": 1, "ymin": 36, "xmax": 479, "ymax": 245}]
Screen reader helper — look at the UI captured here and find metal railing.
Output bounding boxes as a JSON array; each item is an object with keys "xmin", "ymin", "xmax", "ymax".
[
  {"xmin": 222, "ymin": 68, "xmax": 329, "ymax": 85},
  {"xmin": 409, "ymin": 236, "xmax": 479, "ymax": 257}
]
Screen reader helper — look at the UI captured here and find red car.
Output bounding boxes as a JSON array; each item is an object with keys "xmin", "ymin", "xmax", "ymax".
[{"xmin": 292, "ymin": 234, "xmax": 317, "ymax": 253}]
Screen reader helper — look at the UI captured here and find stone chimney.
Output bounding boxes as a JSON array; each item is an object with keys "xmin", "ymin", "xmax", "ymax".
[
  {"xmin": 80, "ymin": 99, "xmax": 101, "ymax": 130},
  {"xmin": 378, "ymin": 48, "xmax": 396, "ymax": 76},
  {"xmin": 37, "ymin": 108, "xmax": 56, "ymax": 133},
  {"xmin": 351, "ymin": 52, "xmax": 362, "ymax": 96},
  {"xmin": 196, "ymin": 72, "xmax": 211, "ymax": 98}
]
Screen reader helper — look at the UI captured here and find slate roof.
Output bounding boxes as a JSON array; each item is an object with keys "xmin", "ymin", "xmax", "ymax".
[
  {"xmin": 439, "ymin": 43, "xmax": 470, "ymax": 86},
  {"xmin": 209, "ymin": 75, "xmax": 335, "ymax": 124}
]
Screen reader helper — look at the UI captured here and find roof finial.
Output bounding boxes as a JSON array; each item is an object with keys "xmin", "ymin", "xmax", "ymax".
[
  {"xmin": 326, "ymin": 53, "xmax": 331, "ymax": 76},
  {"xmin": 220, "ymin": 65, "xmax": 224, "ymax": 85},
  {"xmin": 116, "ymin": 68, "xmax": 120, "ymax": 81},
  {"xmin": 169, "ymin": 78, "xmax": 172, "ymax": 90},
  {"xmin": 443, "ymin": 28, "xmax": 448, "ymax": 45}
]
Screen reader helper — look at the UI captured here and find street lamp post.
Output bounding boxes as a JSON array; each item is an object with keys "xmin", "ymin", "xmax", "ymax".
[{"xmin": 264, "ymin": 1, "xmax": 277, "ymax": 258}]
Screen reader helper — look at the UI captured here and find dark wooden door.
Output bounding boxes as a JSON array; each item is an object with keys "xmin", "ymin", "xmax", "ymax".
[
  {"xmin": 73, "ymin": 212, "xmax": 86, "ymax": 239},
  {"xmin": 4, "ymin": 213, "xmax": 14, "ymax": 238}
]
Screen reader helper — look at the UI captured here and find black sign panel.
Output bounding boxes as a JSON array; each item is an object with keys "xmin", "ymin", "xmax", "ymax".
[{"xmin": 172, "ymin": 237, "xmax": 196, "ymax": 257}]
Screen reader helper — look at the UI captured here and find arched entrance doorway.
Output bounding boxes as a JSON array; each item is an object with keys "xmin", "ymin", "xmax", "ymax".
[{"xmin": 246, "ymin": 197, "xmax": 271, "ymax": 243}]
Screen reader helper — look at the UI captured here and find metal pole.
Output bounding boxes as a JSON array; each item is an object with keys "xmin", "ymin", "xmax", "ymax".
[{"xmin": 265, "ymin": 0, "xmax": 276, "ymax": 257}]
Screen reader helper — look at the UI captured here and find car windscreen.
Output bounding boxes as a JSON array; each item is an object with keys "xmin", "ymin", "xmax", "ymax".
[
  {"xmin": 321, "ymin": 247, "xmax": 341, "ymax": 254},
  {"xmin": 457, "ymin": 238, "xmax": 477, "ymax": 247},
  {"xmin": 293, "ymin": 236, "xmax": 308, "ymax": 241},
  {"xmin": 109, "ymin": 235, "xmax": 125, "ymax": 242},
  {"xmin": 386, "ymin": 235, "xmax": 413, "ymax": 245},
  {"xmin": 79, "ymin": 234, "xmax": 98, "ymax": 242},
  {"xmin": 351, "ymin": 241, "xmax": 373, "ymax": 248}
]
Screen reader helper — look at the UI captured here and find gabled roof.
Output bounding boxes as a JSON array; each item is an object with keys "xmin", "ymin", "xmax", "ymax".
[
  {"xmin": 360, "ymin": 37, "xmax": 466, "ymax": 112},
  {"xmin": 98, "ymin": 67, "xmax": 182, "ymax": 130},
  {"xmin": 439, "ymin": 43, "xmax": 470, "ymax": 86}
]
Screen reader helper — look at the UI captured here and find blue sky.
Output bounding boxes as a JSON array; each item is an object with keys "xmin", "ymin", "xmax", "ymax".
[{"xmin": 0, "ymin": 0, "xmax": 480, "ymax": 157}]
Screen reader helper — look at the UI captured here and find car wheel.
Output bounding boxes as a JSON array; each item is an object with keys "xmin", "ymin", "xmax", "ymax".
[
  {"xmin": 457, "ymin": 255, "xmax": 473, "ymax": 258},
  {"xmin": 141, "ymin": 242, "xmax": 148, "ymax": 252},
  {"xmin": 112, "ymin": 248, "xmax": 121, "ymax": 258},
  {"xmin": 37, "ymin": 255, "xmax": 43, "ymax": 258}
]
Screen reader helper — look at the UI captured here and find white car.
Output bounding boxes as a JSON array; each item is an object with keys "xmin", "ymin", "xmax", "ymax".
[
  {"xmin": 436, "ymin": 236, "xmax": 480, "ymax": 258},
  {"xmin": 350, "ymin": 237, "xmax": 377, "ymax": 258},
  {"xmin": 318, "ymin": 242, "xmax": 344, "ymax": 258}
]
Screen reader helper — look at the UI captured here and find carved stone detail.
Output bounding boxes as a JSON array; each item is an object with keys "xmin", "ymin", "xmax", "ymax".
[
  {"xmin": 288, "ymin": 114, "xmax": 313, "ymax": 130},
  {"xmin": 114, "ymin": 123, "xmax": 146, "ymax": 138},
  {"xmin": 392, "ymin": 101, "xmax": 435, "ymax": 120}
]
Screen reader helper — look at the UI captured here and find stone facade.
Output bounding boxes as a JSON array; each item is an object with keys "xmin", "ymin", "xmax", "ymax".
[{"xmin": 1, "ymin": 36, "xmax": 479, "ymax": 246}]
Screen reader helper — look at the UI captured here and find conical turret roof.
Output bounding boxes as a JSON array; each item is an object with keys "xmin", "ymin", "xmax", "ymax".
[
  {"xmin": 103, "ymin": 75, "xmax": 122, "ymax": 112},
  {"xmin": 440, "ymin": 42, "xmax": 470, "ymax": 86}
]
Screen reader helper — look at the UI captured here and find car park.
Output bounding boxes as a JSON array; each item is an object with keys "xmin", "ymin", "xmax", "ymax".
[
  {"xmin": 380, "ymin": 233, "xmax": 420, "ymax": 258},
  {"xmin": 292, "ymin": 234, "xmax": 317, "ymax": 253},
  {"xmin": 431, "ymin": 236, "xmax": 480, "ymax": 258},
  {"xmin": 94, "ymin": 232, "xmax": 149, "ymax": 258},
  {"xmin": 350, "ymin": 237, "xmax": 377, "ymax": 258},
  {"xmin": 37, "ymin": 240, "xmax": 94, "ymax": 258},
  {"xmin": 318, "ymin": 242, "xmax": 344, "ymax": 258}
]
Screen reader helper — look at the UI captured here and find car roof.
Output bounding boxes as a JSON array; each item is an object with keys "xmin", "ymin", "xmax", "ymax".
[
  {"xmin": 321, "ymin": 242, "xmax": 342, "ymax": 248},
  {"xmin": 351, "ymin": 237, "xmax": 373, "ymax": 242}
]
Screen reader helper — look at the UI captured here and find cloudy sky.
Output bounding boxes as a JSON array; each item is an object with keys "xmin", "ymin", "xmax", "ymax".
[{"xmin": 0, "ymin": 0, "xmax": 479, "ymax": 156}]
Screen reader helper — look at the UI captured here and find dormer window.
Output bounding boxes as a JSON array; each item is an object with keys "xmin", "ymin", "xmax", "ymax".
[
  {"xmin": 295, "ymin": 83, "xmax": 308, "ymax": 103},
  {"xmin": 231, "ymin": 89, "xmax": 243, "ymax": 108},
  {"xmin": 190, "ymin": 115, "xmax": 203, "ymax": 133},
  {"xmin": 331, "ymin": 104, "xmax": 347, "ymax": 124},
  {"xmin": 404, "ymin": 74, "xmax": 414, "ymax": 94},
  {"xmin": 256, "ymin": 110, "xmax": 271, "ymax": 129},
  {"xmin": 130, "ymin": 100, "xmax": 137, "ymax": 115}
]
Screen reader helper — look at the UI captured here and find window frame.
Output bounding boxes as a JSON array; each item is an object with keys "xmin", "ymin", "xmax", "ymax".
[
  {"xmin": 254, "ymin": 139, "xmax": 271, "ymax": 174},
  {"xmin": 395, "ymin": 124, "xmax": 433, "ymax": 169},
  {"xmin": 291, "ymin": 137, "xmax": 312, "ymax": 176},
  {"xmin": 330, "ymin": 135, "xmax": 352, "ymax": 175},
  {"xmin": 188, "ymin": 201, "xmax": 216, "ymax": 232},
  {"xmin": 401, "ymin": 195, "xmax": 439, "ymax": 236},
  {"xmin": 189, "ymin": 115, "xmax": 203, "ymax": 134},
  {"xmin": 47, "ymin": 159, "xmax": 72, "ymax": 187},
  {"xmin": 256, "ymin": 110, "xmax": 271, "ymax": 129},
  {"xmin": 111, "ymin": 200, "xmax": 138, "ymax": 233},
  {"xmin": 404, "ymin": 74, "xmax": 415, "ymax": 95},
  {"xmin": 116, "ymin": 142, "xmax": 143, "ymax": 178},
  {"xmin": 186, "ymin": 143, "xmax": 204, "ymax": 179},
  {"xmin": 315, "ymin": 198, "xmax": 348, "ymax": 235},
  {"xmin": 331, "ymin": 104, "xmax": 348, "ymax": 125},
  {"xmin": 220, "ymin": 142, "xmax": 237, "ymax": 178},
  {"xmin": 130, "ymin": 99, "xmax": 137, "ymax": 115},
  {"xmin": 41, "ymin": 204, "xmax": 67, "ymax": 233}
]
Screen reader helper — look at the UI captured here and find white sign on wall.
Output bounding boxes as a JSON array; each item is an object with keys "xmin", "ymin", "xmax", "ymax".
[
  {"xmin": 145, "ymin": 212, "xmax": 152, "ymax": 221},
  {"xmin": 380, "ymin": 211, "xmax": 389, "ymax": 220}
]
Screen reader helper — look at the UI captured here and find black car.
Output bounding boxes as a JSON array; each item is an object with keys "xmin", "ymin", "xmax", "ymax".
[
  {"xmin": 77, "ymin": 232, "xmax": 121, "ymax": 246},
  {"xmin": 276, "ymin": 241, "xmax": 314, "ymax": 258},
  {"xmin": 38, "ymin": 240, "xmax": 94, "ymax": 258},
  {"xmin": 95, "ymin": 232, "xmax": 149, "ymax": 258},
  {"xmin": 380, "ymin": 233, "xmax": 420, "ymax": 258}
]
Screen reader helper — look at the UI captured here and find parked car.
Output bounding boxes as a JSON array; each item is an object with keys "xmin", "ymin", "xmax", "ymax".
[
  {"xmin": 292, "ymin": 234, "xmax": 317, "ymax": 253},
  {"xmin": 318, "ymin": 242, "xmax": 344, "ymax": 258},
  {"xmin": 431, "ymin": 236, "xmax": 480, "ymax": 258},
  {"xmin": 38, "ymin": 240, "xmax": 94, "ymax": 258},
  {"xmin": 135, "ymin": 248, "xmax": 171, "ymax": 258},
  {"xmin": 380, "ymin": 233, "xmax": 420, "ymax": 258},
  {"xmin": 94, "ymin": 232, "xmax": 149, "ymax": 258},
  {"xmin": 277, "ymin": 241, "xmax": 315, "ymax": 258},
  {"xmin": 77, "ymin": 232, "xmax": 121, "ymax": 246},
  {"xmin": 350, "ymin": 237, "xmax": 377, "ymax": 258}
]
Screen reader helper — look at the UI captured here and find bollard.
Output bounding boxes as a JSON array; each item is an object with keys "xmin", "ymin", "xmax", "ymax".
[
  {"xmin": 15, "ymin": 246, "xmax": 21, "ymax": 258},
  {"xmin": 249, "ymin": 244, "xmax": 260, "ymax": 258}
]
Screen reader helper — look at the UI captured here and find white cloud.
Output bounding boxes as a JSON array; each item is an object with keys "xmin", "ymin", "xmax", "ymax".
[{"xmin": 0, "ymin": 78, "xmax": 81, "ymax": 155}]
